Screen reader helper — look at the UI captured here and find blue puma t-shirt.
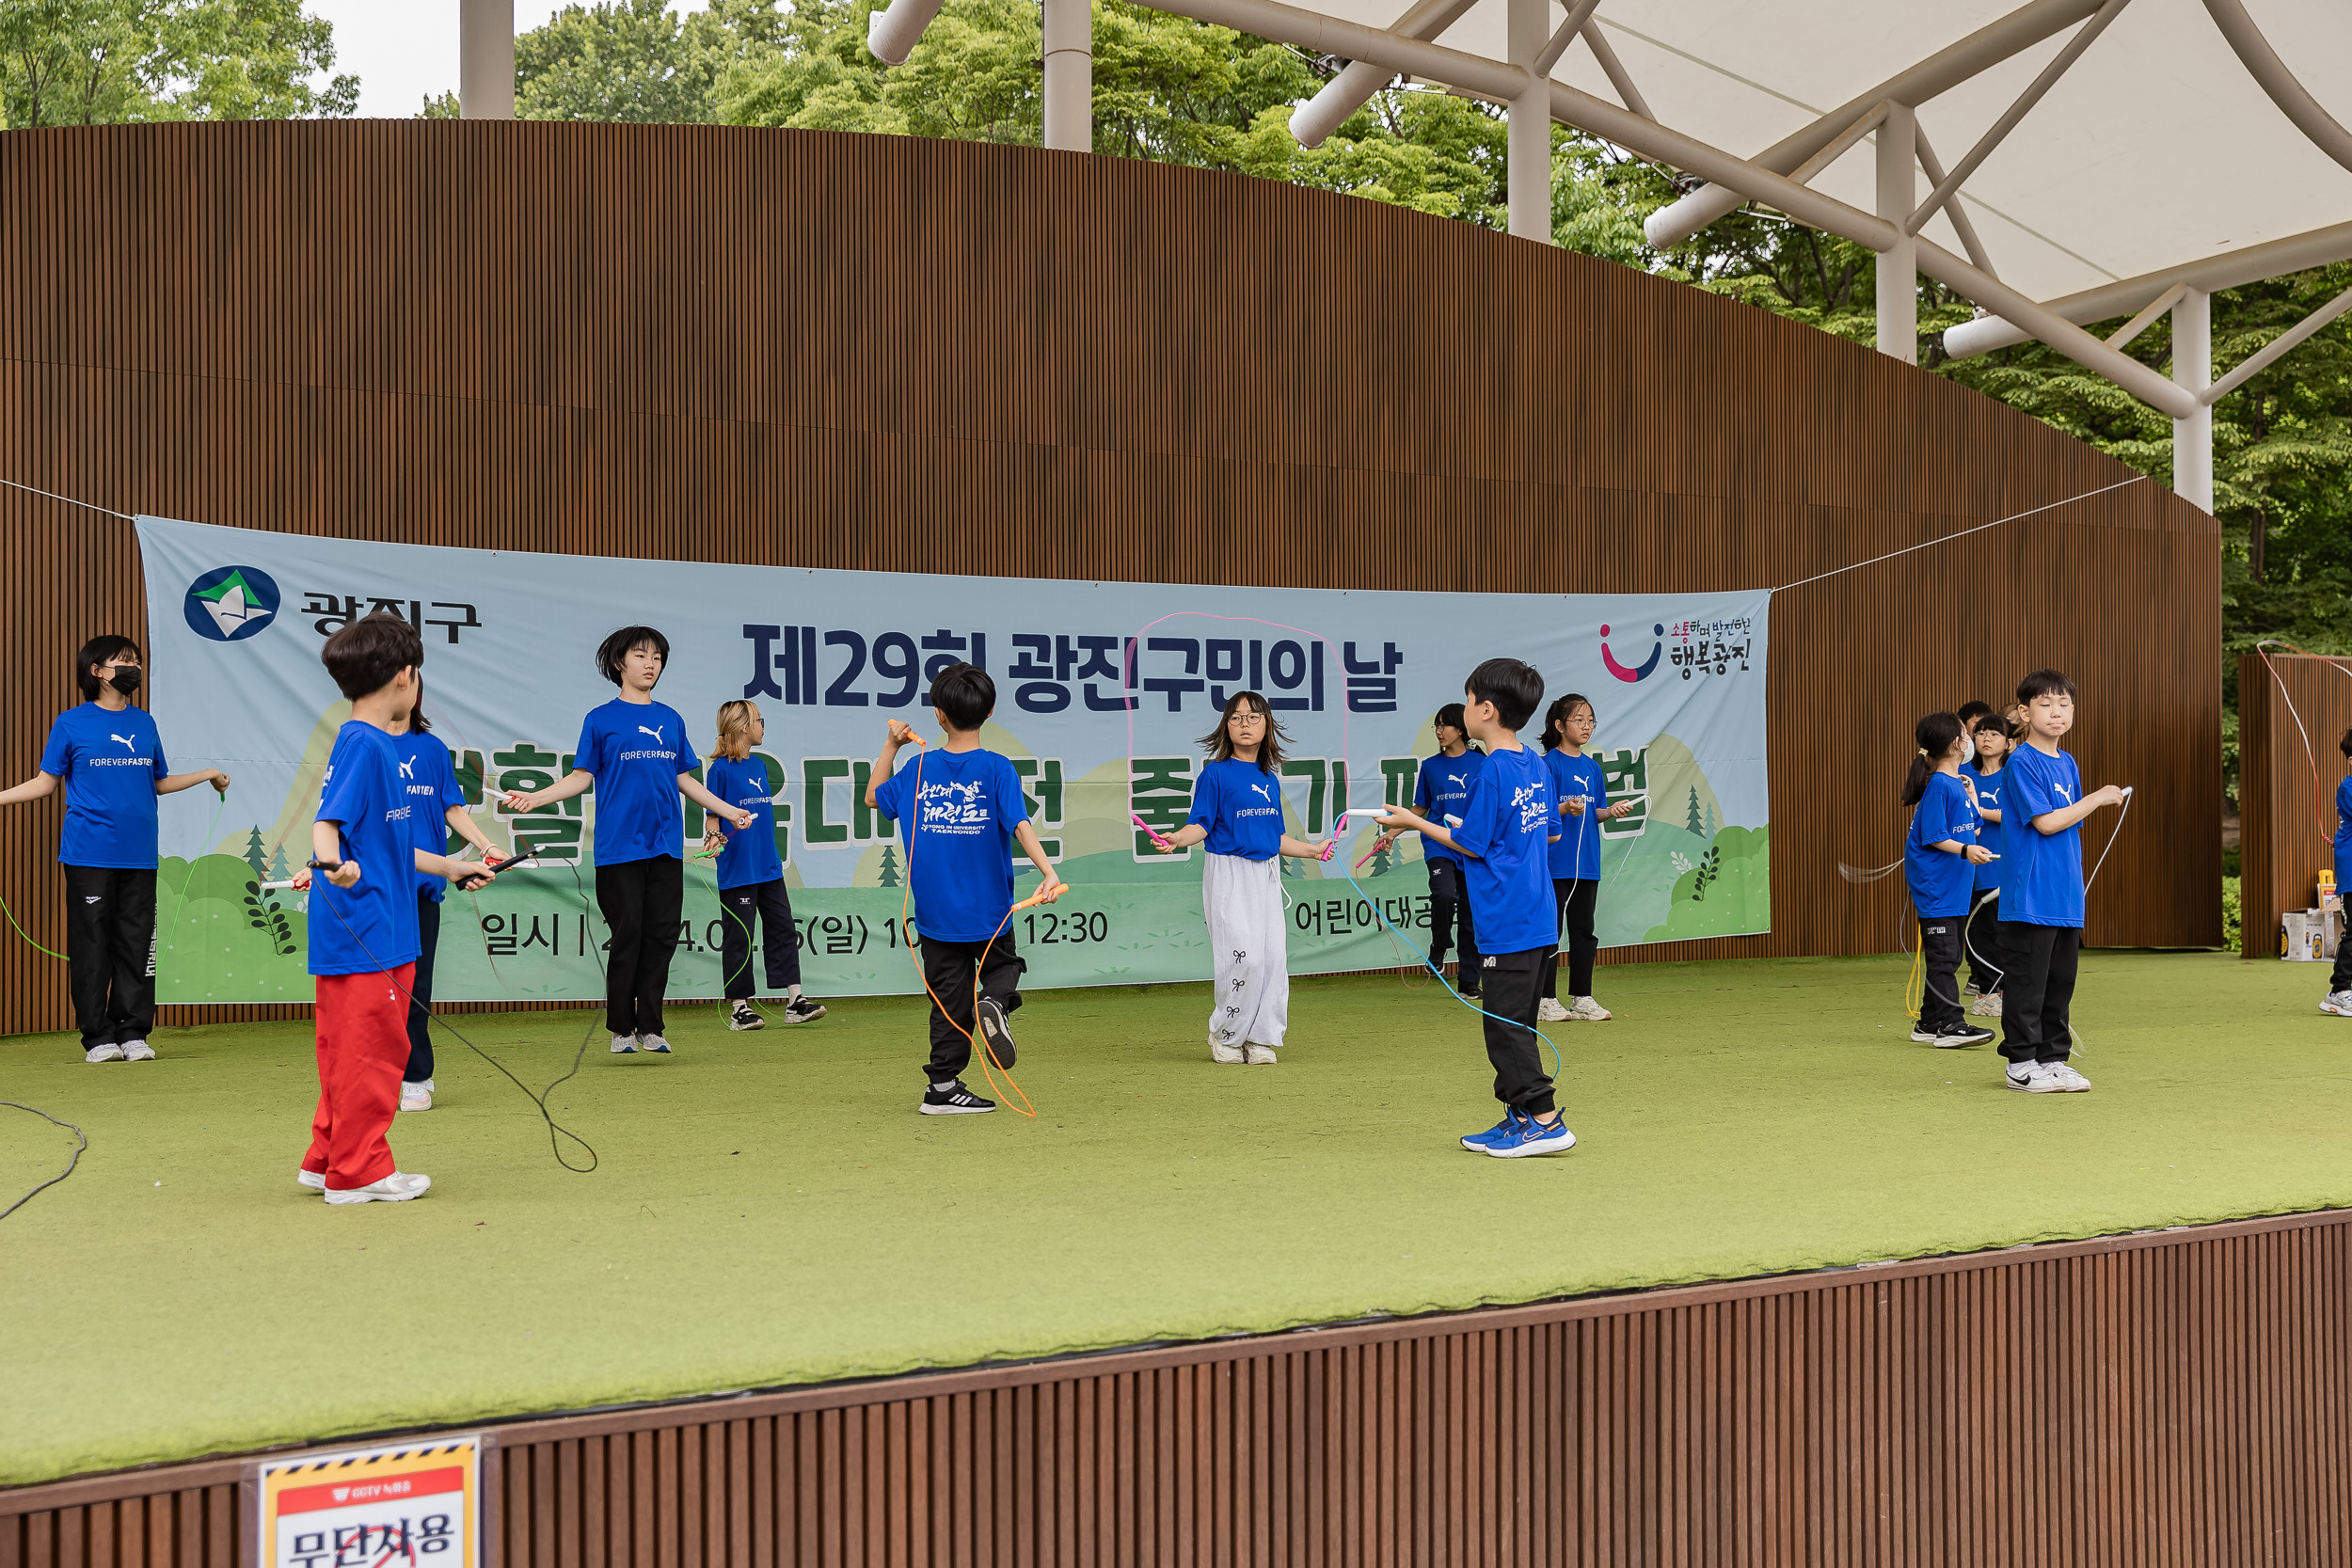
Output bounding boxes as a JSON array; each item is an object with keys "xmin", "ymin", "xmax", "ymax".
[
  {"xmin": 393, "ymin": 731, "xmax": 469, "ymax": 901},
  {"xmin": 1411, "ymin": 750, "xmax": 1484, "ymax": 866},
  {"xmin": 1903, "ymin": 770, "xmax": 1979, "ymax": 919},
  {"xmin": 1543, "ymin": 748, "xmax": 1608, "ymax": 880},
  {"xmin": 310, "ymin": 721, "xmax": 421, "ymax": 976},
  {"xmin": 706, "ymin": 753, "xmax": 785, "ymax": 890},
  {"xmin": 40, "ymin": 703, "xmax": 167, "ymax": 869},
  {"xmin": 2003, "ymin": 743, "xmax": 2086, "ymax": 927},
  {"xmin": 1187, "ymin": 757, "xmax": 1285, "ymax": 860},
  {"xmin": 1966, "ymin": 760, "xmax": 2005, "ymax": 893},
  {"xmin": 575, "ymin": 698, "xmax": 697, "ymax": 866}
]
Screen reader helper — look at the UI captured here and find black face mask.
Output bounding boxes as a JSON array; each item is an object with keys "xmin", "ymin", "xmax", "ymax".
[{"xmin": 108, "ymin": 666, "xmax": 142, "ymax": 697}]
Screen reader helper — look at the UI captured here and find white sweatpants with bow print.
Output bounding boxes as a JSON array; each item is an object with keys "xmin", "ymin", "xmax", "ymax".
[{"xmin": 1202, "ymin": 851, "xmax": 1289, "ymax": 1050}]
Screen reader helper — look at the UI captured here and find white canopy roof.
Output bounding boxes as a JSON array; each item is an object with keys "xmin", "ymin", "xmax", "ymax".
[{"xmin": 1345, "ymin": 0, "xmax": 2352, "ymax": 310}]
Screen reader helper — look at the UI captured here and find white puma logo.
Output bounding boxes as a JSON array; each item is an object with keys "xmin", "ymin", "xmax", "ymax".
[
  {"xmin": 639, "ymin": 725, "xmax": 665, "ymax": 744},
  {"xmin": 1446, "ymin": 772, "xmax": 1465, "ymax": 787},
  {"xmin": 2054, "ymin": 784, "xmax": 2073, "ymax": 803},
  {"xmin": 1249, "ymin": 782, "xmax": 1274, "ymax": 801},
  {"xmin": 398, "ymin": 759, "xmax": 416, "ymax": 780},
  {"xmin": 110, "ymin": 734, "xmax": 136, "ymax": 751}
]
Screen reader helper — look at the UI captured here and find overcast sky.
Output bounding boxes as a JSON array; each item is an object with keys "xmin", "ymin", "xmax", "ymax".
[{"xmin": 308, "ymin": 1, "xmax": 711, "ymax": 119}]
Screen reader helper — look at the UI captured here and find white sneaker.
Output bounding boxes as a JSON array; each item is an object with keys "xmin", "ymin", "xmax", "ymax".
[
  {"xmin": 780, "ymin": 996, "xmax": 827, "ymax": 1023},
  {"xmin": 1245, "ymin": 1043, "xmax": 1278, "ymax": 1065},
  {"xmin": 1970, "ymin": 992, "xmax": 2003, "ymax": 1017},
  {"xmin": 1536, "ymin": 997, "xmax": 1571, "ymax": 1022},
  {"xmin": 85, "ymin": 1042, "xmax": 124, "ymax": 1063},
  {"xmin": 638, "ymin": 1034, "xmax": 673, "ymax": 1054},
  {"xmin": 120, "ymin": 1038, "xmax": 155, "ymax": 1061},
  {"xmin": 400, "ymin": 1080, "xmax": 434, "ymax": 1111},
  {"xmin": 323, "ymin": 1171, "xmax": 432, "ymax": 1205},
  {"xmin": 2004, "ymin": 1063, "xmax": 2061, "ymax": 1094},
  {"xmin": 2046, "ymin": 1061, "xmax": 2092, "ymax": 1092},
  {"xmin": 297, "ymin": 1168, "xmax": 326, "ymax": 1191},
  {"xmin": 612, "ymin": 1034, "xmax": 639, "ymax": 1053},
  {"xmin": 1567, "ymin": 996, "xmax": 1612, "ymax": 1022},
  {"xmin": 728, "ymin": 1001, "xmax": 765, "ymax": 1031},
  {"xmin": 1210, "ymin": 1040, "xmax": 1245, "ymax": 1064},
  {"xmin": 2322, "ymin": 990, "xmax": 2352, "ymax": 1016}
]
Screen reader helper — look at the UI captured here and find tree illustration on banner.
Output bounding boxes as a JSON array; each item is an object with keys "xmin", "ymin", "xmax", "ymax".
[
  {"xmin": 1684, "ymin": 786, "xmax": 1705, "ymax": 836},
  {"xmin": 877, "ymin": 842, "xmax": 901, "ymax": 889},
  {"xmin": 267, "ymin": 845, "xmax": 292, "ymax": 882},
  {"xmin": 242, "ymin": 827, "xmax": 269, "ymax": 879}
]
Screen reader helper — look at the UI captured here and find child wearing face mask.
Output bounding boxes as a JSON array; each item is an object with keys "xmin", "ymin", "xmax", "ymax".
[{"xmin": 0, "ymin": 635, "xmax": 228, "ymax": 1063}]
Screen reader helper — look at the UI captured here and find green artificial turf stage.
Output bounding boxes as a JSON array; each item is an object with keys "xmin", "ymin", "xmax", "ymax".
[{"xmin": 6, "ymin": 949, "xmax": 2351, "ymax": 1485}]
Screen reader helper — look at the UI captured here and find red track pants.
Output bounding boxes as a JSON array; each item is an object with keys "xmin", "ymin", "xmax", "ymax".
[{"xmin": 301, "ymin": 964, "xmax": 415, "ymax": 1192}]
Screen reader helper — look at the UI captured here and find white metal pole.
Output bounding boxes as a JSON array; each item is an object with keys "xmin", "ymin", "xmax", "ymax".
[
  {"xmin": 459, "ymin": 0, "xmax": 514, "ymax": 119},
  {"xmin": 1875, "ymin": 103, "xmax": 1916, "ymax": 360},
  {"xmin": 1043, "ymin": 0, "xmax": 1093, "ymax": 151},
  {"xmin": 1506, "ymin": 0, "xmax": 1549, "ymax": 242},
  {"xmin": 2173, "ymin": 287, "xmax": 2214, "ymax": 511}
]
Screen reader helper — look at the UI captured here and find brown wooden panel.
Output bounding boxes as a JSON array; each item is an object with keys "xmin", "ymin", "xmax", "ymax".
[
  {"xmin": 2238, "ymin": 650, "xmax": 2352, "ymax": 958},
  {"xmin": 8, "ymin": 1212, "xmax": 2352, "ymax": 1563},
  {"xmin": 0, "ymin": 121, "xmax": 2219, "ymax": 1036}
]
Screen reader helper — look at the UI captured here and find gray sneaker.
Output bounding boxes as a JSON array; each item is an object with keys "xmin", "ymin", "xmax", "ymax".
[
  {"xmin": 2323, "ymin": 991, "xmax": 2352, "ymax": 1016},
  {"xmin": 637, "ymin": 1034, "xmax": 673, "ymax": 1054}
]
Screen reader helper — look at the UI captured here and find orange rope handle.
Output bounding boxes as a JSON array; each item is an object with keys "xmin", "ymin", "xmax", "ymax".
[{"xmin": 892, "ymin": 734, "xmax": 1061, "ymax": 1119}]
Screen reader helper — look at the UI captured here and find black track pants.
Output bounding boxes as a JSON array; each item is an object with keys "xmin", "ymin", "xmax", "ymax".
[
  {"xmin": 63, "ymin": 863, "xmax": 155, "ymax": 1052},
  {"xmin": 1543, "ymin": 878, "xmax": 1599, "ymax": 1000},
  {"xmin": 405, "ymin": 891, "xmax": 441, "ymax": 1082},
  {"xmin": 1476, "ymin": 945, "xmax": 1555, "ymax": 1116},
  {"xmin": 1998, "ymin": 922, "xmax": 2080, "ymax": 1065},
  {"xmin": 1426, "ymin": 858, "xmax": 1481, "ymax": 991},
  {"xmin": 919, "ymin": 929, "xmax": 1024, "ymax": 1083},
  {"xmin": 596, "ymin": 855, "xmax": 684, "ymax": 1037},
  {"xmin": 719, "ymin": 878, "xmax": 802, "ymax": 999}
]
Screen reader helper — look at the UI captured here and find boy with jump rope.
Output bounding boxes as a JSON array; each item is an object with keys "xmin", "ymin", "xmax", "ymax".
[
  {"xmin": 1536, "ymin": 692, "xmax": 1637, "ymax": 1024},
  {"xmin": 0, "ymin": 635, "xmax": 230, "ymax": 1063},
  {"xmin": 294, "ymin": 613, "xmax": 500, "ymax": 1204},
  {"xmin": 1998, "ymin": 669, "xmax": 2129, "ymax": 1094},
  {"xmin": 1367, "ymin": 658, "xmax": 1576, "ymax": 1159},
  {"xmin": 703, "ymin": 699, "xmax": 824, "ymax": 1031},
  {"xmin": 867, "ymin": 664, "xmax": 1065, "ymax": 1116}
]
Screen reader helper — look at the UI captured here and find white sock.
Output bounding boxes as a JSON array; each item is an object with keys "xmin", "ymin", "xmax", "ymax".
[
  {"xmin": 787, "ymin": 984, "xmax": 803, "ymax": 1002},
  {"xmin": 931, "ymin": 1080, "xmax": 958, "ymax": 1093}
]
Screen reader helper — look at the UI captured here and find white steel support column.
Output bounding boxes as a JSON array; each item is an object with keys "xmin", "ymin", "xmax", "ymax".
[
  {"xmin": 1505, "ymin": 0, "xmax": 1549, "ymax": 241},
  {"xmin": 459, "ymin": 0, "xmax": 514, "ymax": 119},
  {"xmin": 1875, "ymin": 102, "xmax": 1916, "ymax": 360},
  {"xmin": 1042, "ymin": 0, "xmax": 1092, "ymax": 151},
  {"xmin": 2173, "ymin": 287, "xmax": 2214, "ymax": 511}
]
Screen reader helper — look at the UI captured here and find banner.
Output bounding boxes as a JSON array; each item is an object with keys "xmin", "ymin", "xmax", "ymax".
[{"xmin": 135, "ymin": 517, "xmax": 1771, "ymax": 1003}]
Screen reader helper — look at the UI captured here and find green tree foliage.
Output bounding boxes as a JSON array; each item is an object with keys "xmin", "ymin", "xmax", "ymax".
[
  {"xmin": 0, "ymin": 0, "xmax": 357, "ymax": 128},
  {"xmin": 513, "ymin": 0, "xmax": 784, "ymax": 123}
]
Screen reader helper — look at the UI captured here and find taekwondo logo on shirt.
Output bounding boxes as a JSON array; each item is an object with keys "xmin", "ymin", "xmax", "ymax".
[
  {"xmin": 917, "ymin": 779, "xmax": 991, "ymax": 831},
  {"xmin": 1598, "ymin": 622, "xmax": 1664, "ymax": 683},
  {"xmin": 183, "ymin": 565, "xmax": 281, "ymax": 642}
]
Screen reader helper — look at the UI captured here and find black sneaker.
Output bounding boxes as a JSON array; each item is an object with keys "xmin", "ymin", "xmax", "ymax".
[
  {"xmin": 920, "ymin": 1081, "xmax": 997, "ymax": 1115},
  {"xmin": 728, "ymin": 1001, "xmax": 765, "ymax": 1031},
  {"xmin": 973, "ymin": 997, "xmax": 1017, "ymax": 1069},
  {"xmin": 781, "ymin": 996, "xmax": 827, "ymax": 1024}
]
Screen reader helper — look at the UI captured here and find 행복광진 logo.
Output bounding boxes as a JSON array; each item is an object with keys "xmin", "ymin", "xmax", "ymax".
[
  {"xmin": 184, "ymin": 565, "xmax": 281, "ymax": 642},
  {"xmin": 1599, "ymin": 622, "xmax": 1663, "ymax": 683}
]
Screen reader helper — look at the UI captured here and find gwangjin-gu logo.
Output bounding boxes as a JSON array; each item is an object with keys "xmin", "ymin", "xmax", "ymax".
[
  {"xmin": 1599, "ymin": 622, "xmax": 1664, "ymax": 683},
  {"xmin": 183, "ymin": 565, "xmax": 280, "ymax": 642}
]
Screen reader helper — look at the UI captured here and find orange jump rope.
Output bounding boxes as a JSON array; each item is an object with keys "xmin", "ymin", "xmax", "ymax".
[{"xmin": 895, "ymin": 734, "xmax": 1067, "ymax": 1117}]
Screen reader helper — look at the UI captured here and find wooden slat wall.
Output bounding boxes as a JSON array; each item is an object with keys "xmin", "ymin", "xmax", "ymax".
[
  {"xmin": 8, "ymin": 1209, "xmax": 2349, "ymax": 1564},
  {"xmin": 2238, "ymin": 651, "xmax": 2352, "ymax": 958},
  {"xmin": 0, "ymin": 120, "xmax": 2220, "ymax": 1035}
]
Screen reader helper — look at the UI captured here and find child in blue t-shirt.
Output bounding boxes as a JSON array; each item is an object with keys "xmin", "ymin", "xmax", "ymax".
[
  {"xmin": 1391, "ymin": 705, "xmax": 1486, "ymax": 997},
  {"xmin": 1998, "ymin": 669, "xmax": 2128, "ymax": 1093},
  {"xmin": 702, "ymin": 700, "xmax": 824, "ymax": 1032},
  {"xmin": 1536, "ymin": 693, "xmax": 1639, "ymax": 1025},
  {"xmin": 293, "ymin": 613, "xmax": 497, "ymax": 1205},
  {"xmin": 1371, "ymin": 658, "xmax": 1575, "ymax": 1160},
  {"xmin": 867, "ymin": 664, "xmax": 1065, "ymax": 1116},
  {"xmin": 2325, "ymin": 729, "xmax": 2352, "ymax": 1016},
  {"xmin": 0, "ymin": 634, "xmax": 227, "ymax": 1063},
  {"xmin": 1902, "ymin": 712, "xmax": 1995, "ymax": 1049},
  {"xmin": 1962, "ymin": 713, "xmax": 2014, "ymax": 1015},
  {"xmin": 388, "ymin": 681, "xmax": 500, "ymax": 1113},
  {"xmin": 1151, "ymin": 690, "xmax": 1333, "ymax": 1064},
  {"xmin": 502, "ymin": 626, "xmax": 754, "ymax": 1057}
]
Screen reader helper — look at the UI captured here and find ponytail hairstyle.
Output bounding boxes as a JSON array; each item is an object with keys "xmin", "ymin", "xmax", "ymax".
[
  {"xmin": 1198, "ymin": 689, "xmax": 1288, "ymax": 772},
  {"xmin": 409, "ymin": 676, "xmax": 433, "ymax": 735},
  {"xmin": 712, "ymin": 699, "xmax": 758, "ymax": 762},
  {"xmin": 1902, "ymin": 712, "xmax": 1964, "ymax": 806}
]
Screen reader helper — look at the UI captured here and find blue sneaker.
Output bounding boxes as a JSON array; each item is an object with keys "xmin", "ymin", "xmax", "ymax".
[
  {"xmin": 1460, "ymin": 1108, "xmax": 1525, "ymax": 1150},
  {"xmin": 1485, "ymin": 1115, "xmax": 1577, "ymax": 1159}
]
